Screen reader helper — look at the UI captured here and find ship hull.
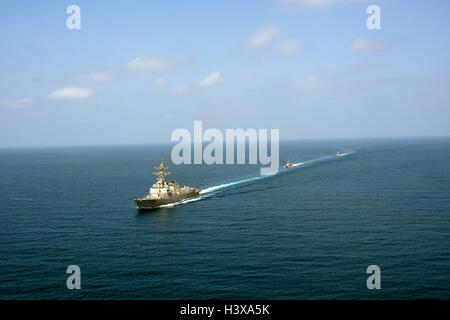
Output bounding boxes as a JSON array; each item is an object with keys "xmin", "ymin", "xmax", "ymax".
[{"xmin": 134, "ymin": 190, "xmax": 200, "ymax": 210}]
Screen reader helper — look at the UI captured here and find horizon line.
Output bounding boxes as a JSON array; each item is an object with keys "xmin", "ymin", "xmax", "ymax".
[{"xmin": 1, "ymin": 134, "xmax": 449, "ymax": 150}]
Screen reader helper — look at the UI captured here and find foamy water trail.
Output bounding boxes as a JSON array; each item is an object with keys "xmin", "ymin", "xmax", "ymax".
[
  {"xmin": 155, "ymin": 150, "xmax": 354, "ymax": 209},
  {"xmin": 199, "ymin": 176, "xmax": 264, "ymax": 195},
  {"xmin": 158, "ymin": 196, "xmax": 203, "ymax": 208},
  {"xmin": 200, "ymin": 151, "xmax": 354, "ymax": 196}
]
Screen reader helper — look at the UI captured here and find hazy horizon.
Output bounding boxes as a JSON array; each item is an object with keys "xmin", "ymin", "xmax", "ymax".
[
  {"xmin": 1, "ymin": 0, "xmax": 449, "ymax": 148},
  {"xmin": 1, "ymin": 134, "xmax": 449, "ymax": 150}
]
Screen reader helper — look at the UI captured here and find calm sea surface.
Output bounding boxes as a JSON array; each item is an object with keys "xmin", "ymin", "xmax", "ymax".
[{"xmin": 0, "ymin": 138, "xmax": 449, "ymax": 299}]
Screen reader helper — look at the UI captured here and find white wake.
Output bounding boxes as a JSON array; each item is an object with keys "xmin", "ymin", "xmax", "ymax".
[{"xmin": 154, "ymin": 150, "xmax": 354, "ymax": 209}]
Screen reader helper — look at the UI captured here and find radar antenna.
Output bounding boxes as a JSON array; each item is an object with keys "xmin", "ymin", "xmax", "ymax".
[{"xmin": 153, "ymin": 161, "xmax": 170, "ymax": 184}]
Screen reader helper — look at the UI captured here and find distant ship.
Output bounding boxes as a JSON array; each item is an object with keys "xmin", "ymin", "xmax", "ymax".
[
  {"xmin": 284, "ymin": 160, "xmax": 294, "ymax": 168},
  {"xmin": 134, "ymin": 162, "xmax": 200, "ymax": 210},
  {"xmin": 336, "ymin": 150, "xmax": 342, "ymax": 158}
]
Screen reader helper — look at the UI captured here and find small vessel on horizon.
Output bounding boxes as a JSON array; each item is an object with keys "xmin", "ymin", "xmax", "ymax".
[
  {"xmin": 134, "ymin": 162, "xmax": 200, "ymax": 210},
  {"xmin": 284, "ymin": 160, "xmax": 294, "ymax": 168},
  {"xmin": 336, "ymin": 150, "xmax": 342, "ymax": 158}
]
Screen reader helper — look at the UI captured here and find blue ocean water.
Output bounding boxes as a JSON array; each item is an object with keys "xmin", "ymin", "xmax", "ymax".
[{"xmin": 0, "ymin": 138, "xmax": 449, "ymax": 299}]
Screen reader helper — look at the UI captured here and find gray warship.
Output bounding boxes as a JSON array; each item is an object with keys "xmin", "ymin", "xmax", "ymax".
[
  {"xmin": 284, "ymin": 160, "xmax": 293, "ymax": 168},
  {"xmin": 134, "ymin": 162, "xmax": 200, "ymax": 210}
]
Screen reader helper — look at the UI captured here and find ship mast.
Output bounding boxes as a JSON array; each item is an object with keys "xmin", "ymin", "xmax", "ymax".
[{"xmin": 153, "ymin": 161, "xmax": 170, "ymax": 185}]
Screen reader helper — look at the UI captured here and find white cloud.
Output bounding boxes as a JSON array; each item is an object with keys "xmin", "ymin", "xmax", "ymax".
[
  {"xmin": 173, "ymin": 85, "xmax": 190, "ymax": 93},
  {"xmin": 153, "ymin": 77, "xmax": 168, "ymax": 86},
  {"xmin": 247, "ymin": 25, "xmax": 281, "ymax": 49},
  {"xmin": 351, "ymin": 37, "xmax": 385, "ymax": 52},
  {"xmin": 329, "ymin": 62, "xmax": 338, "ymax": 72},
  {"xmin": 0, "ymin": 98, "xmax": 33, "ymax": 108},
  {"xmin": 198, "ymin": 72, "xmax": 220, "ymax": 87},
  {"xmin": 281, "ymin": 0, "xmax": 335, "ymax": 7},
  {"xmin": 281, "ymin": 0, "xmax": 365, "ymax": 7},
  {"xmin": 84, "ymin": 70, "xmax": 116, "ymax": 82},
  {"xmin": 48, "ymin": 87, "xmax": 92, "ymax": 100},
  {"xmin": 126, "ymin": 57, "xmax": 170, "ymax": 71},
  {"xmin": 276, "ymin": 40, "xmax": 302, "ymax": 55},
  {"xmin": 297, "ymin": 76, "xmax": 329, "ymax": 91}
]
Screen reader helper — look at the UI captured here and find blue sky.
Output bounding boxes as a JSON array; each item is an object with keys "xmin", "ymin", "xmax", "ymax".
[{"xmin": 0, "ymin": 0, "xmax": 449, "ymax": 147}]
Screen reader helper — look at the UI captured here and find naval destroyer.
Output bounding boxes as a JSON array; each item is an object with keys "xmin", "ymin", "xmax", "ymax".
[
  {"xmin": 134, "ymin": 162, "xmax": 200, "ymax": 210},
  {"xmin": 284, "ymin": 160, "xmax": 294, "ymax": 168}
]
